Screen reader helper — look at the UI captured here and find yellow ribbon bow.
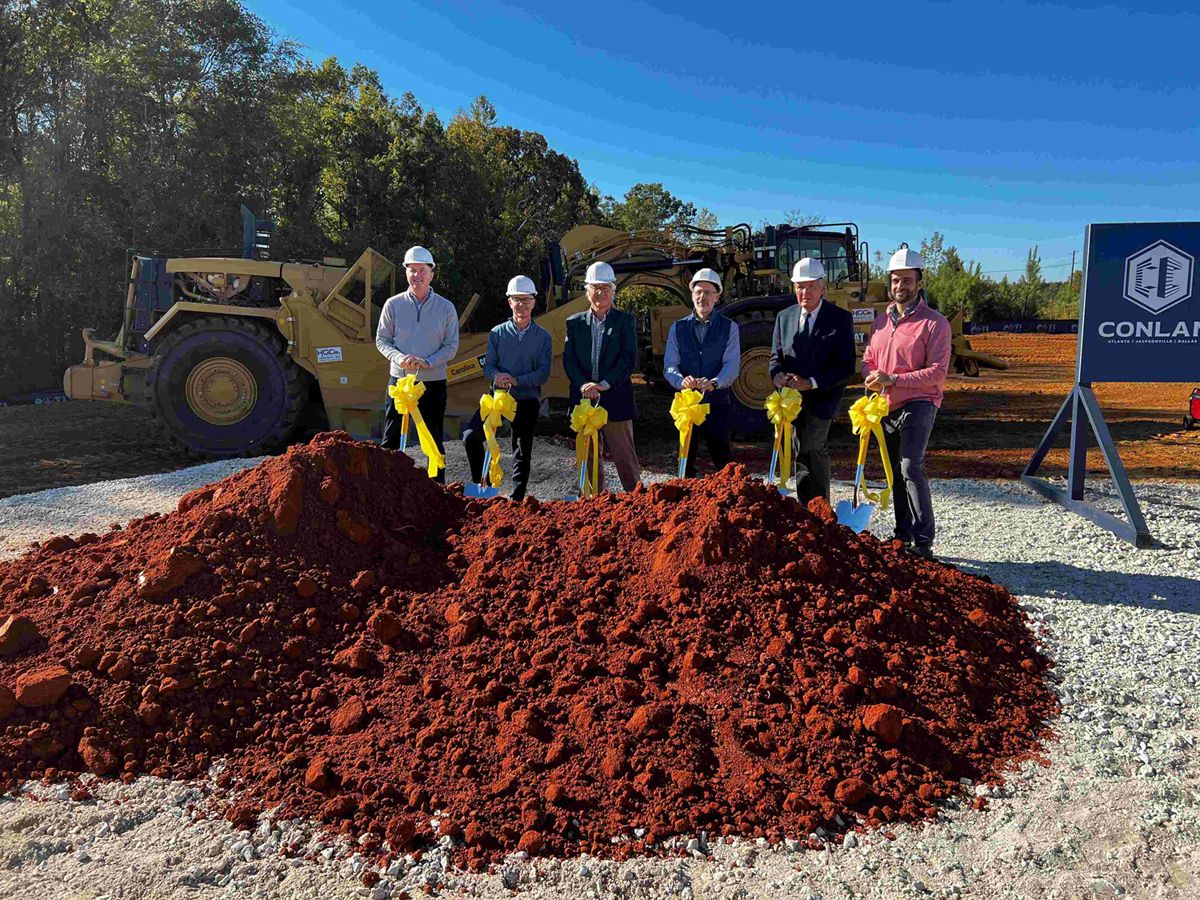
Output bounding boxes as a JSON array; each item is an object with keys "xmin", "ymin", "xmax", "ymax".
[
  {"xmin": 763, "ymin": 387, "xmax": 804, "ymax": 490},
  {"xmin": 670, "ymin": 389, "xmax": 710, "ymax": 477},
  {"xmin": 569, "ymin": 399, "xmax": 608, "ymax": 498},
  {"xmin": 387, "ymin": 375, "xmax": 445, "ymax": 478},
  {"xmin": 479, "ymin": 389, "xmax": 517, "ymax": 487},
  {"xmin": 848, "ymin": 392, "xmax": 893, "ymax": 509}
]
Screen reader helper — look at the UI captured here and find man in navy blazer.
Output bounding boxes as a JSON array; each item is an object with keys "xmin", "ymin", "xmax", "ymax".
[
  {"xmin": 768, "ymin": 257, "xmax": 856, "ymax": 502},
  {"xmin": 562, "ymin": 261, "xmax": 641, "ymax": 491}
]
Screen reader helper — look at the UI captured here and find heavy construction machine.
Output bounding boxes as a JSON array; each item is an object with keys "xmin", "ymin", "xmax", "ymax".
[
  {"xmin": 65, "ymin": 209, "xmax": 1005, "ymax": 456},
  {"xmin": 463, "ymin": 220, "xmax": 1007, "ymax": 433}
]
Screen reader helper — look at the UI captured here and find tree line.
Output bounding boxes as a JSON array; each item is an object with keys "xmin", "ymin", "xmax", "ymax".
[
  {"xmin": 883, "ymin": 234, "xmax": 1080, "ymax": 324},
  {"xmin": 0, "ymin": 0, "xmax": 719, "ymax": 396},
  {"xmin": 0, "ymin": 0, "xmax": 1078, "ymax": 398}
]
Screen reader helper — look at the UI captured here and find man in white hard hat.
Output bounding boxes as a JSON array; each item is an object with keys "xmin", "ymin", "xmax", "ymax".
[
  {"xmin": 768, "ymin": 256, "xmax": 856, "ymax": 502},
  {"xmin": 460, "ymin": 276, "xmax": 553, "ymax": 501},
  {"xmin": 662, "ymin": 268, "xmax": 741, "ymax": 476},
  {"xmin": 862, "ymin": 245, "xmax": 952, "ymax": 559},
  {"xmin": 562, "ymin": 261, "xmax": 641, "ymax": 491},
  {"xmin": 375, "ymin": 245, "xmax": 460, "ymax": 482}
]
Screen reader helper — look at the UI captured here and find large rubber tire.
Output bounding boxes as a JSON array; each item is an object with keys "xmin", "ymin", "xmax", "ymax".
[
  {"xmin": 146, "ymin": 316, "xmax": 307, "ymax": 457},
  {"xmin": 729, "ymin": 318, "xmax": 775, "ymax": 435}
]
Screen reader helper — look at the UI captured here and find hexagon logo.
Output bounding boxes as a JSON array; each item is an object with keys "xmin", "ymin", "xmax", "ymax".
[{"xmin": 1123, "ymin": 240, "xmax": 1194, "ymax": 315}]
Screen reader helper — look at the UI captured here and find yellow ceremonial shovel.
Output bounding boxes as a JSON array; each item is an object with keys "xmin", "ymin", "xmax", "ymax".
[
  {"xmin": 567, "ymin": 399, "xmax": 607, "ymax": 501},
  {"xmin": 671, "ymin": 389, "xmax": 709, "ymax": 479},
  {"xmin": 835, "ymin": 392, "xmax": 893, "ymax": 532},
  {"xmin": 466, "ymin": 389, "xmax": 515, "ymax": 499},
  {"xmin": 762, "ymin": 387, "xmax": 803, "ymax": 497}
]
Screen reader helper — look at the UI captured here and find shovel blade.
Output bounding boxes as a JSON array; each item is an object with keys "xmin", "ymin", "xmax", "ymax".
[
  {"xmin": 465, "ymin": 484, "xmax": 501, "ymax": 499},
  {"xmin": 835, "ymin": 499, "xmax": 875, "ymax": 532},
  {"xmin": 566, "ymin": 462, "xmax": 587, "ymax": 501}
]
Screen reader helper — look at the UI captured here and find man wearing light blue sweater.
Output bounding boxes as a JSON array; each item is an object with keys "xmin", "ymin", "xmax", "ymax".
[
  {"xmin": 375, "ymin": 245, "xmax": 460, "ymax": 482},
  {"xmin": 461, "ymin": 275, "xmax": 552, "ymax": 501}
]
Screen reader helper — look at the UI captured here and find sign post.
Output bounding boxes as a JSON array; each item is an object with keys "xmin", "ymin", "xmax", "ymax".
[{"xmin": 1023, "ymin": 222, "xmax": 1200, "ymax": 548}]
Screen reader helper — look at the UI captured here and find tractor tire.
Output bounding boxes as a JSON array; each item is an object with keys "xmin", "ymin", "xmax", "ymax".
[
  {"xmin": 145, "ymin": 315, "xmax": 307, "ymax": 458},
  {"xmin": 729, "ymin": 318, "xmax": 775, "ymax": 435},
  {"xmin": 1185, "ymin": 416, "xmax": 1195, "ymax": 431}
]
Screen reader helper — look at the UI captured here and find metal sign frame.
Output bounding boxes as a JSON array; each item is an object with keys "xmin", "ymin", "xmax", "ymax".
[{"xmin": 1023, "ymin": 224, "xmax": 1156, "ymax": 548}]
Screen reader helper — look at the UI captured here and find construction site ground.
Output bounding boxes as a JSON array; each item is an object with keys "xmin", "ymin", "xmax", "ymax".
[{"xmin": 2, "ymin": 333, "xmax": 1197, "ymax": 500}]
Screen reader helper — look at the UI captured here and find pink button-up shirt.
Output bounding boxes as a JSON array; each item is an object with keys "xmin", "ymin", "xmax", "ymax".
[{"xmin": 861, "ymin": 299, "xmax": 952, "ymax": 410}]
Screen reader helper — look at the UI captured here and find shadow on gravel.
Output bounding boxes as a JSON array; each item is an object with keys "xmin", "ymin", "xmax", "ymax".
[{"xmin": 945, "ymin": 558, "xmax": 1200, "ymax": 615}]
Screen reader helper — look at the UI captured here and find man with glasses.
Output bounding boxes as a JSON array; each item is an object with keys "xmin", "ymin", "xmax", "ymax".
[
  {"xmin": 662, "ymin": 268, "xmax": 740, "ymax": 477},
  {"xmin": 562, "ymin": 261, "xmax": 641, "ymax": 492},
  {"xmin": 461, "ymin": 276, "xmax": 552, "ymax": 501},
  {"xmin": 768, "ymin": 257, "xmax": 856, "ymax": 502}
]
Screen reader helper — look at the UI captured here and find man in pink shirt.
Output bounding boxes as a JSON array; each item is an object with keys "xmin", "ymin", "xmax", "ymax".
[{"xmin": 862, "ymin": 246, "xmax": 952, "ymax": 559}]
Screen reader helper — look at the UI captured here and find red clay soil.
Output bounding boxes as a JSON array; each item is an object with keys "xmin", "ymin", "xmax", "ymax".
[{"xmin": 0, "ymin": 433, "xmax": 1058, "ymax": 867}]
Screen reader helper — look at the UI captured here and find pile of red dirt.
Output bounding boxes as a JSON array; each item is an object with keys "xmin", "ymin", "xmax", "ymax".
[{"xmin": 0, "ymin": 432, "xmax": 1057, "ymax": 867}]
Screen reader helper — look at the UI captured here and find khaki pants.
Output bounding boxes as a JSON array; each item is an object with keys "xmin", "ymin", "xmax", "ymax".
[{"xmin": 598, "ymin": 419, "xmax": 641, "ymax": 492}]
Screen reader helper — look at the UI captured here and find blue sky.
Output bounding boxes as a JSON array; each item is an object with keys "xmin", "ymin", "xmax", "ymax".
[{"xmin": 245, "ymin": 0, "xmax": 1200, "ymax": 279}]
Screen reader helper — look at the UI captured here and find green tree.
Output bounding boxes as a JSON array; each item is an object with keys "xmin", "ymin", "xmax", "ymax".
[
  {"xmin": 1042, "ymin": 269, "xmax": 1082, "ymax": 319},
  {"xmin": 2, "ymin": 0, "xmax": 299, "ymax": 395},
  {"xmin": 602, "ymin": 182, "xmax": 696, "ymax": 235},
  {"xmin": 694, "ymin": 207, "xmax": 719, "ymax": 231},
  {"xmin": 918, "ymin": 232, "xmax": 947, "ymax": 272},
  {"xmin": 783, "ymin": 210, "xmax": 823, "ymax": 227},
  {"xmin": 1017, "ymin": 245, "xmax": 1043, "ymax": 318}
]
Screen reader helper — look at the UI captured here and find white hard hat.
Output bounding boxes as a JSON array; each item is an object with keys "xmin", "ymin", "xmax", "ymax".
[
  {"xmin": 585, "ymin": 261, "xmax": 616, "ymax": 284},
  {"xmin": 791, "ymin": 257, "xmax": 826, "ymax": 283},
  {"xmin": 887, "ymin": 245, "xmax": 925, "ymax": 272},
  {"xmin": 689, "ymin": 268, "xmax": 722, "ymax": 290},
  {"xmin": 403, "ymin": 245, "xmax": 435, "ymax": 267},
  {"xmin": 506, "ymin": 275, "xmax": 537, "ymax": 297}
]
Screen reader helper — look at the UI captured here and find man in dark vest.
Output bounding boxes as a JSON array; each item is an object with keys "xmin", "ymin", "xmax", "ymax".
[
  {"xmin": 662, "ymin": 268, "xmax": 741, "ymax": 477},
  {"xmin": 769, "ymin": 257, "xmax": 856, "ymax": 502}
]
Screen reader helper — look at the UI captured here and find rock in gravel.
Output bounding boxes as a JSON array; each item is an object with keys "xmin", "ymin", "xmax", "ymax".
[
  {"xmin": 330, "ymin": 697, "xmax": 367, "ymax": 735},
  {"xmin": 863, "ymin": 704, "xmax": 905, "ymax": 744},
  {"xmin": 77, "ymin": 736, "xmax": 121, "ymax": 776},
  {"xmin": 14, "ymin": 664, "xmax": 71, "ymax": 706},
  {"xmin": 0, "ymin": 614, "xmax": 42, "ymax": 656}
]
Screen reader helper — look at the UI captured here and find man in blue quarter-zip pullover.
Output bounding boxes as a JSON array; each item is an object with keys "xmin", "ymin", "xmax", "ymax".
[
  {"xmin": 662, "ymin": 268, "xmax": 741, "ymax": 477},
  {"xmin": 375, "ymin": 245, "xmax": 460, "ymax": 483},
  {"xmin": 461, "ymin": 276, "xmax": 553, "ymax": 501}
]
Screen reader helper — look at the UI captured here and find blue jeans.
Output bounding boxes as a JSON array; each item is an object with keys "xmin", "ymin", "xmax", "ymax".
[{"xmin": 882, "ymin": 400, "xmax": 938, "ymax": 545}]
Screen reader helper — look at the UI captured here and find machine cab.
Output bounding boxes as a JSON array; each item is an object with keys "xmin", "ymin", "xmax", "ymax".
[{"xmin": 753, "ymin": 223, "xmax": 864, "ymax": 288}]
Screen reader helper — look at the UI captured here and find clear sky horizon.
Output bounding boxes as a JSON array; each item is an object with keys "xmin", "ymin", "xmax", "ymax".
[{"xmin": 244, "ymin": 0, "xmax": 1199, "ymax": 280}]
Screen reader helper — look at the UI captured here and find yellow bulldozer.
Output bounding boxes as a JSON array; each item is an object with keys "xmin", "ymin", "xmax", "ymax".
[{"xmin": 65, "ymin": 209, "xmax": 1006, "ymax": 455}]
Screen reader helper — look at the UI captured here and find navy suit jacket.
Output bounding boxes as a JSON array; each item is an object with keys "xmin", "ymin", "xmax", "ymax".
[
  {"xmin": 769, "ymin": 301, "xmax": 856, "ymax": 420},
  {"xmin": 562, "ymin": 307, "xmax": 637, "ymax": 422}
]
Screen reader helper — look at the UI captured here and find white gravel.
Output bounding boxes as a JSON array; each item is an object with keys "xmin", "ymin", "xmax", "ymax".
[{"xmin": 2, "ymin": 441, "xmax": 1199, "ymax": 898}]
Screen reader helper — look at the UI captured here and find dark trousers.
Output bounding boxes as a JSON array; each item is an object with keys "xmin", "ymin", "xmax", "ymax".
[
  {"xmin": 792, "ymin": 411, "xmax": 834, "ymax": 502},
  {"xmin": 882, "ymin": 400, "xmax": 938, "ymax": 545},
  {"xmin": 462, "ymin": 398, "xmax": 540, "ymax": 501},
  {"xmin": 381, "ymin": 377, "xmax": 447, "ymax": 484},
  {"xmin": 682, "ymin": 402, "xmax": 732, "ymax": 478}
]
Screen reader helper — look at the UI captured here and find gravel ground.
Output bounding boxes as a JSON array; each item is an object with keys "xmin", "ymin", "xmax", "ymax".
[{"xmin": 2, "ymin": 440, "xmax": 1199, "ymax": 899}]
